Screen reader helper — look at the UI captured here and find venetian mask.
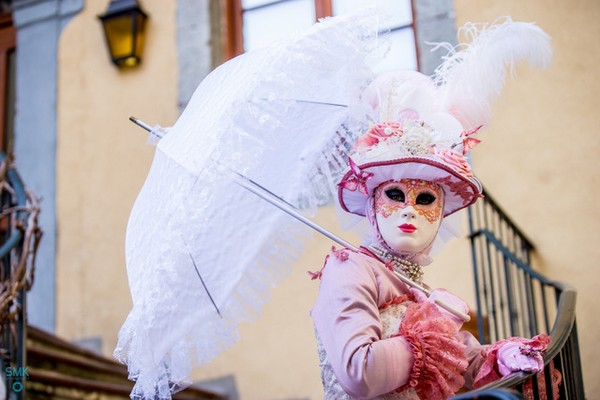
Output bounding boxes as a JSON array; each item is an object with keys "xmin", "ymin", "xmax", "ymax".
[{"xmin": 374, "ymin": 179, "xmax": 444, "ymax": 254}]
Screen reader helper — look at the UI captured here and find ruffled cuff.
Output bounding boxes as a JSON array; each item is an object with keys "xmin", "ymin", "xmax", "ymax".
[
  {"xmin": 473, "ymin": 333, "xmax": 551, "ymax": 388},
  {"xmin": 394, "ymin": 301, "xmax": 468, "ymax": 400}
]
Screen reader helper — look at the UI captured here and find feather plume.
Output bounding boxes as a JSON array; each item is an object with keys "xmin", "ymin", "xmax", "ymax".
[{"xmin": 433, "ymin": 17, "xmax": 552, "ymax": 129}]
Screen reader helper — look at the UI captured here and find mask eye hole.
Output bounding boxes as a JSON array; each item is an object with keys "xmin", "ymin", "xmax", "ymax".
[
  {"xmin": 385, "ymin": 188, "xmax": 405, "ymax": 202},
  {"xmin": 416, "ymin": 192, "xmax": 436, "ymax": 205}
]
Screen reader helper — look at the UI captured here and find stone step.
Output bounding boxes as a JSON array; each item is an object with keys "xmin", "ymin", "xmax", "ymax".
[{"xmin": 24, "ymin": 325, "xmax": 224, "ymax": 399}]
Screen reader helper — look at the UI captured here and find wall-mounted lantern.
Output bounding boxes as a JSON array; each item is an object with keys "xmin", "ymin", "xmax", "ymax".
[{"xmin": 98, "ymin": 0, "xmax": 148, "ymax": 68}]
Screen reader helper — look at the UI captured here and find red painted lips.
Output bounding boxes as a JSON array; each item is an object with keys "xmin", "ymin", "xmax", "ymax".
[{"xmin": 399, "ymin": 224, "xmax": 417, "ymax": 233}]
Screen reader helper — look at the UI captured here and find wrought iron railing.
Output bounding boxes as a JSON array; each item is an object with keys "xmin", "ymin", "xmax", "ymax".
[
  {"xmin": 0, "ymin": 152, "xmax": 41, "ymax": 399},
  {"xmin": 453, "ymin": 189, "xmax": 584, "ymax": 399}
]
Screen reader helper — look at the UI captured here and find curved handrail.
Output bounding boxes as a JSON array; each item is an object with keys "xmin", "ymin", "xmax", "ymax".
[
  {"xmin": 457, "ymin": 188, "xmax": 584, "ymax": 399},
  {"xmin": 545, "ymin": 287, "xmax": 577, "ymax": 360},
  {"xmin": 459, "ymin": 287, "xmax": 576, "ymax": 394}
]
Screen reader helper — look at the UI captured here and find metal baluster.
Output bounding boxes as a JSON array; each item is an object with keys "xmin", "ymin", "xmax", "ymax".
[
  {"xmin": 529, "ymin": 373, "xmax": 540, "ymax": 400},
  {"xmin": 524, "ymin": 273, "xmax": 537, "ymax": 337},
  {"xmin": 502, "ymin": 254, "xmax": 516, "ymax": 336},
  {"xmin": 486, "ymin": 236, "xmax": 500, "ymax": 341},
  {"xmin": 468, "ymin": 206, "xmax": 487, "ymax": 343},
  {"xmin": 541, "ymin": 283, "xmax": 551, "ymax": 333},
  {"xmin": 569, "ymin": 322, "xmax": 585, "ymax": 399}
]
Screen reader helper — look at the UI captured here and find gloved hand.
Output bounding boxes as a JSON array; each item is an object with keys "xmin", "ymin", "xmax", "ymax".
[
  {"xmin": 472, "ymin": 334, "xmax": 550, "ymax": 388},
  {"xmin": 496, "ymin": 341, "xmax": 544, "ymax": 376},
  {"xmin": 409, "ymin": 288, "xmax": 470, "ymax": 329}
]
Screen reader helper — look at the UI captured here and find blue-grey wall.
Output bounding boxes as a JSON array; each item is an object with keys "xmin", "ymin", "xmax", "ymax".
[{"xmin": 13, "ymin": 0, "xmax": 83, "ymax": 333}]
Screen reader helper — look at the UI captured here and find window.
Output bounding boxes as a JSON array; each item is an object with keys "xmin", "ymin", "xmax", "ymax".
[{"xmin": 223, "ymin": 0, "xmax": 417, "ymax": 73}]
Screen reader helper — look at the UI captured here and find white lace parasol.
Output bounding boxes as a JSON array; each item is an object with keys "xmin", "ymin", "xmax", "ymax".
[{"xmin": 114, "ymin": 10, "xmax": 381, "ymax": 399}]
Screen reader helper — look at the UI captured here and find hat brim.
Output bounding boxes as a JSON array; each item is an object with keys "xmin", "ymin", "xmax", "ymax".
[{"xmin": 338, "ymin": 157, "xmax": 482, "ymax": 217}]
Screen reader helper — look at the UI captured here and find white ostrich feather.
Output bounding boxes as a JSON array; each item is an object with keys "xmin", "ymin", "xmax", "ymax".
[{"xmin": 434, "ymin": 18, "xmax": 552, "ymax": 130}]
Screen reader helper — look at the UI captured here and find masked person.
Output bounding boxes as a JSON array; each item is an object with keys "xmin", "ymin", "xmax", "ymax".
[{"xmin": 310, "ymin": 19, "xmax": 556, "ymax": 400}]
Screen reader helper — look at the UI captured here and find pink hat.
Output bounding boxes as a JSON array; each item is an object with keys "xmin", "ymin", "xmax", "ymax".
[
  {"xmin": 338, "ymin": 71, "xmax": 483, "ymax": 217},
  {"xmin": 337, "ymin": 18, "xmax": 552, "ymax": 218}
]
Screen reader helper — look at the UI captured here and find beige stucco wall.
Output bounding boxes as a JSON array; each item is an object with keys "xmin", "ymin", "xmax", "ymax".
[
  {"xmin": 454, "ymin": 0, "xmax": 600, "ymax": 397},
  {"xmin": 55, "ymin": 0, "xmax": 177, "ymax": 355},
  {"xmin": 55, "ymin": 0, "xmax": 597, "ymax": 399}
]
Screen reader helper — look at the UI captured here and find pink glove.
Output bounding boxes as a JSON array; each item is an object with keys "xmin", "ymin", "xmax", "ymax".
[
  {"xmin": 497, "ymin": 341, "xmax": 544, "ymax": 376},
  {"xmin": 409, "ymin": 288, "xmax": 470, "ymax": 329},
  {"xmin": 473, "ymin": 334, "xmax": 550, "ymax": 388}
]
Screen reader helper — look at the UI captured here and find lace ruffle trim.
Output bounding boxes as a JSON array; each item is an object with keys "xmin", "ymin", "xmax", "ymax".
[
  {"xmin": 394, "ymin": 302, "xmax": 468, "ymax": 400},
  {"xmin": 379, "ymin": 294, "xmax": 411, "ymax": 311}
]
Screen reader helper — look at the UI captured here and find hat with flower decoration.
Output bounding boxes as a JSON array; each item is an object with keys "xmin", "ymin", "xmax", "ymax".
[{"xmin": 338, "ymin": 18, "xmax": 552, "ymax": 218}]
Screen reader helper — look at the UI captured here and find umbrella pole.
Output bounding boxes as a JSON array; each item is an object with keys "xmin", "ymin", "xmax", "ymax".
[
  {"xmin": 230, "ymin": 172, "xmax": 357, "ymax": 250},
  {"xmin": 129, "ymin": 117, "xmax": 470, "ymax": 323},
  {"xmin": 231, "ymin": 172, "xmax": 469, "ymax": 323}
]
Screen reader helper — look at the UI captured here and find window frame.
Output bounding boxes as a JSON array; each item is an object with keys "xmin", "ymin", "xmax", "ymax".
[
  {"xmin": 0, "ymin": 12, "xmax": 15, "ymax": 154},
  {"xmin": 221, "ymin": 0, "xmax": 419, "ymax": 71}
]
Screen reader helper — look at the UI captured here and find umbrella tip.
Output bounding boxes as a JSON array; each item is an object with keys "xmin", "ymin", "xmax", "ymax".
[{"xmin": 129, "ymin": 116, "xmax": 152, "ymax": 132}]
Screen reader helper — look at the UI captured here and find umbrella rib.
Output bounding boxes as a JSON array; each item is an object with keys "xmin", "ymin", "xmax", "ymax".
[
  {"xmin": 275, "ymin": 99, "xmax": 348, "ymax": 108},
  {"xmin": 228, "ymin": 168, "xmax": 299, "ymax": 210},
  {"xmin": 182, "ymin": 235, "xmax": 223, "ymax": 319}
]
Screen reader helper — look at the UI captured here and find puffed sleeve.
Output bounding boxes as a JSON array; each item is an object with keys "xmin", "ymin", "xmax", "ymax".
[
  {"xmin": 397, "ymin": 301, "xmax": 468, "ymax": 399},
  {"xmin": 311, "ymin": 250, "xmax": 415, "ymax": 398}
]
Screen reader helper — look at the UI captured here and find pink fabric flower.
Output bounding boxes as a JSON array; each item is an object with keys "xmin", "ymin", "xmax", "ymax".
[
  {"xmin": 338, "ymin": 158, "xmax": 374, "ymax": 195},
  {"xmin": 460, "ymin": 125, "xmax": 483, "ymax": 155},
  {"xmin": 437, "ymin": 149, "xmax": 473, "ymax": 177},
  {"xmin": 307, "ymin": 246, "xmax": 349, "ymax": 280},
  {"xmin": 353, "ymin": 122, "xmax": 403, "ymax": 149},
  {"xmin": 333, "ymin": 249, "xmax": 349, "ymax": 261}
]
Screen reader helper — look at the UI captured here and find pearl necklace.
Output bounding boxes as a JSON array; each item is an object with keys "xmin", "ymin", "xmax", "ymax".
[{"xmin": 368, "ymin": 245, "xmax": 424, "ymax": 284}]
